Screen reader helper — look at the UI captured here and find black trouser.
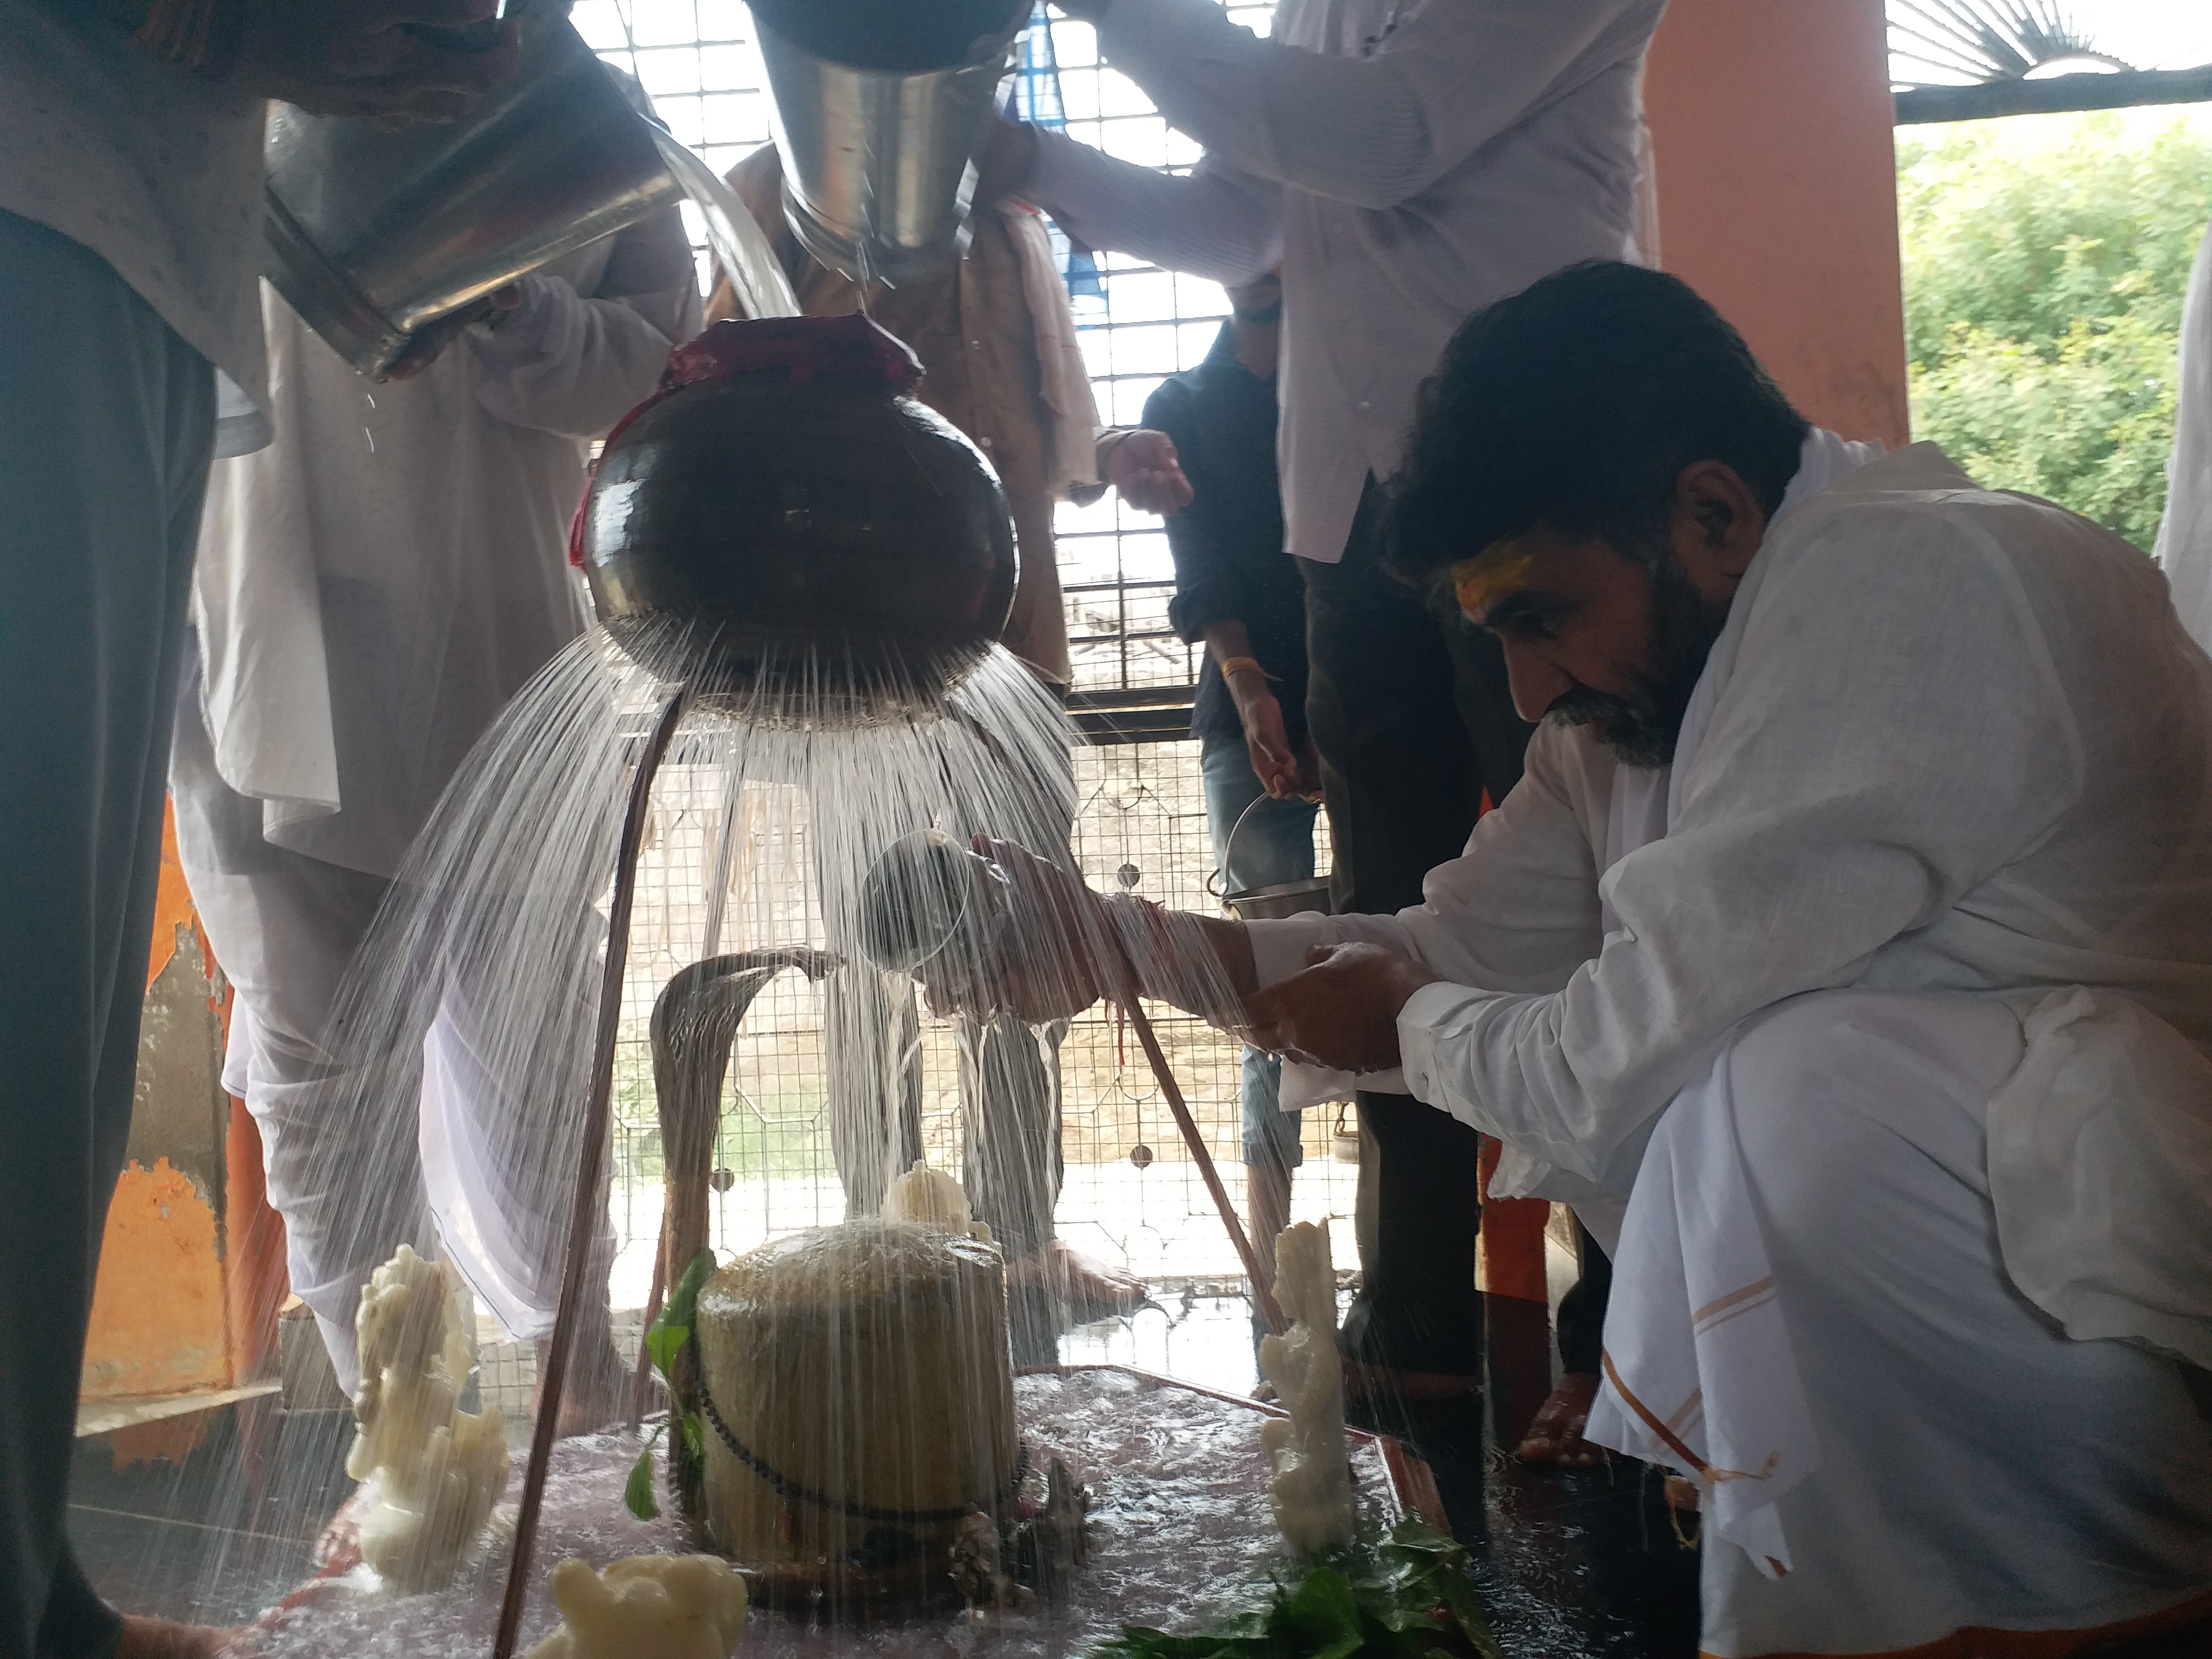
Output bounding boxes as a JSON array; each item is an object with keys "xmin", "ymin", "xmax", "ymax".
[
  {"xmin": 1300, "ymin": 479, "xmax": 1534, "ymax": 1378},
  {"xmin": 1556, "ymin": 1217, "xmax": 1613, "ymax": 1376},
  {"xmin": 0, "ymin": 212, "xmax": 216, "ymax": 1659}
]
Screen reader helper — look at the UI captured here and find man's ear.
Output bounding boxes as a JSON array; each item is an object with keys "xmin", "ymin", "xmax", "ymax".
[{"xmin": 1667, "ymin": 460, "xmax": 1767, "ymax": 596}]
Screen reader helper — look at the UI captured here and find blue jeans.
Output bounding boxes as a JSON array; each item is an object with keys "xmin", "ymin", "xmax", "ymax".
[{"xmin": 1201, "ymin": 732, "xmax": 1319, "ymax": 1171}]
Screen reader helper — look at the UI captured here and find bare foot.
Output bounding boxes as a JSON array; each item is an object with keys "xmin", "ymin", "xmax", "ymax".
[
  {"xmin": 1516, "ymin": 1371, "xmax": 1609, "ymax": 1467},
  {"xmin": 534, "ymin": 1333, "xmax": 628, "ymax": 1438},
  {"xmin": 119, "ymin": 1615, "xmax": 240, "ymax": 1658},
  {"xmin": 1005, "ymin": 1241, "xmax": 1146, "ymax": 1319}
]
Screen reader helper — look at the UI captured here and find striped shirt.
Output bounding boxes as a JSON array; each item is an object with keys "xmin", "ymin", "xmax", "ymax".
[{"xmin": 1026, "ymin": 0, "xmax": 1665, "ymax": 562}]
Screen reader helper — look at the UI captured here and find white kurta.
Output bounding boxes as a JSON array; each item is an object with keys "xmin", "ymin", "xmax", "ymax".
[
  {"xmin": 192, "ymin": 225, "xmax": 701, "ymax": 878},
  {"xmin": 1247, "ymin": 443, "xmax": 2212, "ymax": 1651}
]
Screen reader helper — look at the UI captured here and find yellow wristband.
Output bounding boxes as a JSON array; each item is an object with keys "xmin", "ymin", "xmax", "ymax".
[{"xmin": 1217, "ymin": 656, "xmax": 1269, "ymax": 683}]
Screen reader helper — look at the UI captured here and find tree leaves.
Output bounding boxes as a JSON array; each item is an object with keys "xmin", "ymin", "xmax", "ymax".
[{"xmin": 1897, "ymin": 111, "xmax": 2212, "ymax": 550}]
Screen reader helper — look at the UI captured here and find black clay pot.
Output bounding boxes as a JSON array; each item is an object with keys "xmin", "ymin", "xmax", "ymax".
[{"xmin": 580, "ymin": 356, "xmax": 1016, "ymax": 708}]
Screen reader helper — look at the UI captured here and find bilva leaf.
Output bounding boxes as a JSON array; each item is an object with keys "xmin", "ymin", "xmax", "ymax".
[
  {"xmin": 624, "ymin": 1426, "xmax": 664, "ymax": 1520},
  {"xmin": 644, "ymin": 1248, "xmax": 716, "ymax": 1382}
]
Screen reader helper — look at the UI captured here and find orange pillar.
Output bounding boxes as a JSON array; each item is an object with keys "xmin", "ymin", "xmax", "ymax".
[{"xmin": 1642, "ymin": 0, "xmax": 1911, "ymax": 448}]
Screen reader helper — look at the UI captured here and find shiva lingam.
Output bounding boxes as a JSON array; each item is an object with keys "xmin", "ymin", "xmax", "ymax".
[{"xmin": 644, "ymin": 954, "xmax": 1045, "ymax": 1615}]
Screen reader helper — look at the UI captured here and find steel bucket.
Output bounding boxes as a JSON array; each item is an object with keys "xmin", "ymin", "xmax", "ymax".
[
  {"xmin": 751, "ymin": 0, "xmax": 1032, "ymax": 286},
  {"xmin": 262, "ymin": 4, "xmax": 679, "ymax": 379},
  {"xmin": 1215, "ymin": 794, "xmax": 1333, "ymax": 922}
]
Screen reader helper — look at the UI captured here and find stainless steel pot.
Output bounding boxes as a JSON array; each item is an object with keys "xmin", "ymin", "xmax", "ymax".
[
  {"xmin": 1216, "ymin": 795, "xmax": 1333, "ymax": 922},
  {"xmin": 262, "ymin": 4, "xmax": 679, "ymax": 379},
  {"xmin": 752, "ymin": 0, "xmax": 1033, "ymax": 285}
]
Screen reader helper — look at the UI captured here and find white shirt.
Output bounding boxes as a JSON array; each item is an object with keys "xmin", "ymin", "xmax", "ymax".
[
  {"xmin": 0, "ymin": 1, "xmax": 268, "ymax": 425},
  {"xmin": 2156, "ymin": 222, "xmax": 2212, "ymax": 654},
  {"xmin": 1025, "ymin": 0, "xmax": 1663, "ymax": 562},
  {"xmin": 1248, "ymin": 443, "xmax": 2212, "ymax": 1179},
  {"xmin": 190, "ymin": 216, "xmax": 700, "ymax": 878}
]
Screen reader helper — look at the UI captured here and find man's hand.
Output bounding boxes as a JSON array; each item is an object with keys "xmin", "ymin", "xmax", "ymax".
[
  {"xmin": 914, "ymin": 837, "xmax": 1121, "ymax": 1026},
  {"xmin": 229, "ymin": 0, "xmax": 519, "ymax": 123},
  {"xmin": 1241, "ymin": 941, "xmax": 1439, "ymax": 1073},
  {"xmin": 1106, "ymin": 429, "xmax": 1194, "ymax": 516},
  {"xmin": 1227, "ymin": 675, "xmax": 1322, "ymax": 801},
  {"xmin": 383, "ymin": 280, "xmax": 521, "ymax": 380},
  {"xmin": 974, "ymin": 114, "xmax": 1040, "ymax": 208}
]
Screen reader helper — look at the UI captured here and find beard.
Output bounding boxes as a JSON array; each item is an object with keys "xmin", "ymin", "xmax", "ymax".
[{"xmin": 1547, "ymin": 557, "xmax": 1728, "ymax": 769}]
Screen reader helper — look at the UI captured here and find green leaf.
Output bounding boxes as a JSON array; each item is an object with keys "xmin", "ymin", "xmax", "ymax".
[
  {"xmin": 644, "ymin": 1249, "xmax": 716, "ymax": 1382},
  {"xmin": 667, "ymin": 1248, "xmax": 715, "ymax": 1327},
  {"xmin": 646, "ymin": 1320, "xmax": 689, "ymax": 1377},
  {"xmin": 623, "ymin": 1426, "xmax": 664, "ymax": 1520},
  {"xmin": 680, "ymin": 1409, "xmax": 704, "ymax": 1459},
  {"xmin": 1276, "ymin": 1568, "xmax": 1364, "ymax": 1659}
]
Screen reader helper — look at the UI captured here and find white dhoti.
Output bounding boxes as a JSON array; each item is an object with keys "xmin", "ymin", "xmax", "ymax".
[
  {"xmin": 1587, "ymin": 990, "xmax": 2212, "ymax": 1657},
  {"xmin": 173, "ymin": 658, "xmax": 606, "ymax": 1393}
]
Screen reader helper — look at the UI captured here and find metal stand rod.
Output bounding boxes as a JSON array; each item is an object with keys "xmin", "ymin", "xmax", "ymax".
[
  {"xmin": 627, "ymin": 765, "xmax": 747, "ymax": 1427},
  {"xmin": 493, "ymin": 686, "xmax": 689, "ymax": 1659},
  {"xmin": 1116, "ymin": 993, "xmax": 1288, "ymax": 1338}
]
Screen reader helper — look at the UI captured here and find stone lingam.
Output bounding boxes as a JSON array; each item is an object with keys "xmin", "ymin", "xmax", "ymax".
[{"xmin": 690, "ymin": 1218, "xmax": 1023, "ymax": 1611}]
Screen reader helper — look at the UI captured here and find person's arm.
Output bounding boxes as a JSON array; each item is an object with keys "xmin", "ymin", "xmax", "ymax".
[
  {"xmin": 1067, "ymin": 0, "xmax": 1662, "ymax": 211},
  {"xmin": 1014, "ymin": 127, "xmax": 1283, "ymax": 286},
  {"xmin": 462, "ymin": 202, "xmax": 701, "ymax": 437},
  {"xmin": 1389, "ymin": 511, "xmax": 2080, "ymax": 1182},
  {"xmin": 1148, "ymin": 380, "xmax": 1311, "ymax": 797},
  {"xmin": 84, "ymin": 0, "xmax": 517, "ymax": 120}
]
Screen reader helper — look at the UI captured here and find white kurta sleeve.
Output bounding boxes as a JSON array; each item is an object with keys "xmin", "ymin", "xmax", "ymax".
[
  {"xmin": 1246, "ymin": 720, "xmax": 1607, "ymax": 991},
  {"xmin": 461, "ymin": 205, "xmax": 702, "ymax": 439},
  {"xmin": 1089, "ymin": 0, "xmax": 1658, "ymax": 210},
  {"xmin": 1024, "ymin": 131, "xmax": 1282, "ymax": 286},
  {"xmin": 1398, "ymin": 505, "xmax": 2086, "ymax": 1180}
]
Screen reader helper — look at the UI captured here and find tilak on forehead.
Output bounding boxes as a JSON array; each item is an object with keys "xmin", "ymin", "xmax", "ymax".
[{"xmin": 1451, "ymin": 536, "xmax": 1537, "ymax": 615}]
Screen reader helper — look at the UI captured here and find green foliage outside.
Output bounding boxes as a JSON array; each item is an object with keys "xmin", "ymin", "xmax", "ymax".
[{"xmin": 1898, "ymin": 110, "xmax": 2212, "ymax": 552}]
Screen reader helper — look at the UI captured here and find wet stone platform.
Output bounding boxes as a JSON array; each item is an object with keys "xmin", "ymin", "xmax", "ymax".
[{"xmin": 71, "ymin": 1292, "xmax": 1705, "ymax": 1655}]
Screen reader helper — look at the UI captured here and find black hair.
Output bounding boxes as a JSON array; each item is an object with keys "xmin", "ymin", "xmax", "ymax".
[{"xmin": 1383, "ymin": 261, "xmax": 1810, "ymax": 585}]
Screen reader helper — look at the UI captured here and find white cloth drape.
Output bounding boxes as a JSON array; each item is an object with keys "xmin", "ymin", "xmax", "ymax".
[{"xmin": 1003, "ymin": 204, "xmax": 1102, "ymax": 496}]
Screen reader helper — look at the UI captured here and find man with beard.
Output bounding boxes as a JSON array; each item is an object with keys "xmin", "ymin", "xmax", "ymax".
[{"xmin": 937, "ymin": 261, "xmax": 2212, "ymax": 1654}]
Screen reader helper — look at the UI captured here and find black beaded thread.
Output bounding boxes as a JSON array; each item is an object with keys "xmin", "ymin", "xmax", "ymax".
[{"xmin": 689, "ymin": 1345, "xmax": 1029, "ymax": 1526}]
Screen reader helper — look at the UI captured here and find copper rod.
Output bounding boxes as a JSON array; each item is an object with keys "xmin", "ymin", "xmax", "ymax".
[
  {"xmin": 1116, "ymin": 993, "xmax": 1287, "ymax": 1337},
  {"xmin": 493, "ymin": 686, "xmax": 689, "ymax": 1659},
  {"xmin": 625, "ymin": 1221, "xmax": 669, "ymax": 1429}
]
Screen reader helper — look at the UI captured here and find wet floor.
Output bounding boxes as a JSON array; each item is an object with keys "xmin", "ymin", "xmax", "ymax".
[{"xmin": 69, "ymin": 1287, "xmax": 1706, "ymax": 1652}]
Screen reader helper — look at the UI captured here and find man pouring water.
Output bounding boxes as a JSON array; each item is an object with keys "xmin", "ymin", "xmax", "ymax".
[
  {"xmin": 928, "ymin": 262, "xmax": 2212, "ymax": 1658},
  {"xmin": 2, "ymin": 4, "xmax": 518, "ymax": 1655}
]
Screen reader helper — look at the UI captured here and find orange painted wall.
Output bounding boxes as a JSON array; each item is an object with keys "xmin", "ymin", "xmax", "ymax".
[
  {"xmin": 81, "ymin": 1157, "xmax": 230, "ymax": 1402},
  {"xmin": 82, "ymin": 799, "xmax": 289, "ymax": 1411},
  {"xmin": 1642, "ymin": 0, "xmax": 1911, "ymax": 448}
]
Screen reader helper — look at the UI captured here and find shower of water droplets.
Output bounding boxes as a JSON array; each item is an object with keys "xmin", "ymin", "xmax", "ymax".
[{"xmin": 197, "ymin": 615, "xmax": 1254, "ymax": 1652}]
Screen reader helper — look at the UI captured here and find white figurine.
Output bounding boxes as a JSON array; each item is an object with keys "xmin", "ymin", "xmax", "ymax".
[
  {"xmin": 346, "ymin": 1245, "xmax": 510, "ymax": 1592},
  {"xmin": 524, "ymin": 1554, "xmax": 748, "ymax": 1659},
  {"xmin": 882, "ymin": 1158, "xmax": 993, "ymax": 1243},
  {"xmin": 1258, "ymin": 1221, "xmax": 1355, "ymax": 1555}
]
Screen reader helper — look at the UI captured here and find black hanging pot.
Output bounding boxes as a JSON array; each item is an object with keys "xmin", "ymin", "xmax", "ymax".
[{"xmin": 576, "ymin": 314, "xmax": 1017, "ymax": 712}]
